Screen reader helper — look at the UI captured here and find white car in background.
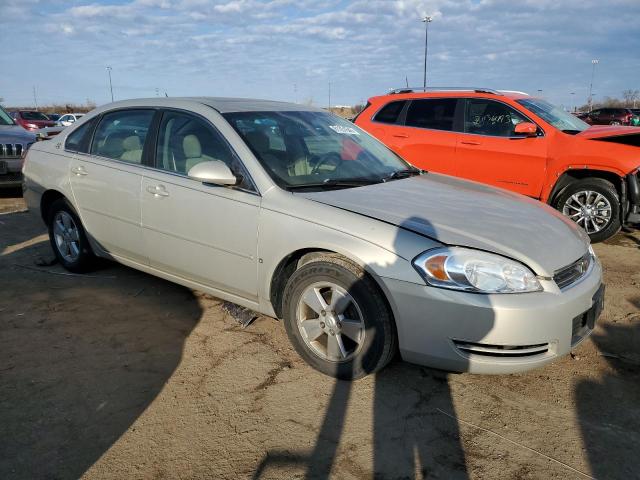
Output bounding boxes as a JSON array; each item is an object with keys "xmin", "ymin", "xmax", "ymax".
[{"xmin": 57, "ymin": 113, "xmax": 84, "ymax": 127}]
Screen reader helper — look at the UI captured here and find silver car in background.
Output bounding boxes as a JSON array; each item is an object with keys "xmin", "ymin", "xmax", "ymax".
[{"xmin": 23, "ymin": 97, "xmax": 604, "ymax": 379}]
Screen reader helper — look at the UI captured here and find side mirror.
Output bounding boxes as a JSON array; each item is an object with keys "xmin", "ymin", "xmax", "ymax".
[
  {"xmin": 513, "ymin": 122, "xmax": 537, "ymax": 137},
  {"xmin": 187, "ymin": 160, "xmax": 237, "ymax": 186}
]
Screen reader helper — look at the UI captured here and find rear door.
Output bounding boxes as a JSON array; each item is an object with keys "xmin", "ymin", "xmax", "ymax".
[
  {"xmin": 68, "ymin": 109, "xmax": 155, "ymax": 264},
  {"xmin": 381, "ymin": 98, "xmax": 461, "ymax": 173},
  {"xmin": 455, "ymin": 98, "xmax": 548, "ymax": 198},
  {"xmin": 140, "ymin": 108, "xmax": 260, "ymax": 301}
]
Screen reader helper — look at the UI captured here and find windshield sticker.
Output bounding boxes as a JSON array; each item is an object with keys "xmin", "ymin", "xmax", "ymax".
[{"xmin": 329, "ymin": 125, "xmax": 360, "ymax": 135}]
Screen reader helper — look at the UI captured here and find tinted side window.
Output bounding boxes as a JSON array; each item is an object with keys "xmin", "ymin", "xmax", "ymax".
[
  {"xmin": 156, "ymin": 110, "xmax": 254, "ymax": 191},
  {"xmin": 91, "ymin": 109, "xmax": 154, "ymax": 163},
  {"xmin": 405, "ymin": 99, "xmax": 457, "ymax": 131},
  {"xmin": 374, "ymin": 101, "xmax": 406, "ymax": 124},
  {"xmin": 464, "ymin": 99, "xmax": 528, "ymax": 137},
  {"xmin": 65, "ymin": 118, "xmax": 98, "ymax": 153}
]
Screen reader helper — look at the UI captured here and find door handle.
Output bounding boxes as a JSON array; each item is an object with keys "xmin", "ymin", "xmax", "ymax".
[
  {"xmin": 71, "ymin": 166, "xmax": 88, "ymax": 176},
  {"xmin": 146, "ymin": 185, "xmax": 170, "ymax": 197},
  {"xmin": 391, "ymin": 133, "xmax": 410, "ymax": 138},
  {"xmin": 460, "ymin": 140, "xmax": 481, "ymax": 146}
]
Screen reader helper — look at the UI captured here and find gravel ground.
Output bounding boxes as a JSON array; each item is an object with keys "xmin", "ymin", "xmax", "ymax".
[{"xmin": 1, "ymin": 192, "xmax": 638, "ymax": 480}]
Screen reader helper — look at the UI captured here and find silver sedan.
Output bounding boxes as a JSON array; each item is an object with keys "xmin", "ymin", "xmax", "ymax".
[{"xmin": 23, "ymin": 97, "xmax": 604, "ymax": 379}]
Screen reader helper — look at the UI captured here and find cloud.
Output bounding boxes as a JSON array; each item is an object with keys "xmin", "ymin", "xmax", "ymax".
[{"xmin": 1, "ymin": 0, "xmax": 639, "ymax": 108}]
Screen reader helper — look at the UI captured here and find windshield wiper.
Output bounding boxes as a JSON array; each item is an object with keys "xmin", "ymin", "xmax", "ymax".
[
  {"xmin": 382, "ymin": 168, "xmax": 423, "ymax": 182},
  {"xmin": 287, "ymin": 178, "xmax": 381, "ymax": 191}
]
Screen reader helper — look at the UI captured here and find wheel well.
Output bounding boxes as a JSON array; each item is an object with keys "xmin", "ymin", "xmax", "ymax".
[
  {"xmin": 40, "ymin": 190, "xmax": 65, "ymax": 224},
  {"xmin": 269, "ymin": 249, "xmax": 332, "ymax": 318},
  {"xmin": 549, "ymin": 170, "xmax": 623, "ymax": 206},
  {"xmin": 269, "ymin": 249, "xmax": 394, "ymax": 322}
]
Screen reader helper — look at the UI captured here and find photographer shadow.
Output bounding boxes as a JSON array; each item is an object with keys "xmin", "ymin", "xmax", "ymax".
[{"xmin": 0, "ymin": 211, "xmax": 203, "ymax": 479}]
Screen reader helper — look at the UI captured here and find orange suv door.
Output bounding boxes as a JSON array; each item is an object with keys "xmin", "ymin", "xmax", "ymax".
[
  {"xmin": 373, "ymin": 98, "xmax": 461, "ymax": 174},
  {"xmin": 455, "ymin": 98, "xmax": 548, "ymax": 198}
]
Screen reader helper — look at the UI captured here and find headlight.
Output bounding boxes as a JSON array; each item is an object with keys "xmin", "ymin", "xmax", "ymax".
[{"xmin": 412, "ymin": 247, "xmax": 542, "ymax": 293}]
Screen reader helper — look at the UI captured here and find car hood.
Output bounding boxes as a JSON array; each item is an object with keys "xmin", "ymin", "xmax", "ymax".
[
  {"xmin": 0, "ymin": 125, "xmax": 36, "ymax": 143},
  {"xmin": 578, "ymin": 125, "xmax": 640, "ymax": 139},
  {"xmin": 297, "ymin": 174, "xmax": 589, "ymax": 276}
]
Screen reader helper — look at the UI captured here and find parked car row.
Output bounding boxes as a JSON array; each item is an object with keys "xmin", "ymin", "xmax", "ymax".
[
  {"xmin": 9, "ymin": 110, "xmax": 84, "ymax": 131},
  {"xmin": 22, "ymin": 96, "xmax": 609, "ymax": 379}
]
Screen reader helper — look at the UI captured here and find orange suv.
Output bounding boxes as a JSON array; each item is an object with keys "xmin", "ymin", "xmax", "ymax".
[{"xmin": 354, "ymin": 88, "xmax": 640, "ymax": 242}]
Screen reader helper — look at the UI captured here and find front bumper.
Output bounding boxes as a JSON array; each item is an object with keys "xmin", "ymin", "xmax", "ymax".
[
  {"xmin": 0, "ymin": 158, "xmax": 24, "ymax": 188},
  {"xmin": 382, "ymin": 259, "xmax": 603, "ymax": 374}
]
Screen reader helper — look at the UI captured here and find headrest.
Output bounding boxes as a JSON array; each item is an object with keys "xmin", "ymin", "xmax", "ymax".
[
  {"xmin": 183, "ymin": 134, "xmax": 202, "ymax": 158},
  {"xmin": 122, "ymin": 135, "xmax": 141, "ymax": 151}
]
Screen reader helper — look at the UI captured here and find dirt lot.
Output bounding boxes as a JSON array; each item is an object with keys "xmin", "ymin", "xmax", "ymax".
[{"xmin": 1, "ymin": 191, "xmax": 639, "ymax": 480}]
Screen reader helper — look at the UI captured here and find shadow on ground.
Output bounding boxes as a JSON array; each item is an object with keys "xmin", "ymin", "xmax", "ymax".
[
  {"xmin": 0, "ymin": 211, "xmax": 203, "ymax": 479},
  {"xmin": 576, "ymin": 295, "xmax": 640, "ymax": 480}
]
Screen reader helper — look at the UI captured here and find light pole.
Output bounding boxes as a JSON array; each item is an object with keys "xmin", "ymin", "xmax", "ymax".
[
  {"xmin": 570, "ymin": 92, "xmax": 575, "ymax": 112},
  {"xmin": 422, "ymin": 16, "xmax": 433, "ymax": 89},
  {"xmin": 106, "ymin": 66, "xmax": 114, "ymax": 102},
  {"xmin": 588, "ymin": 59, "xmax": 598, "ymax": 112}
]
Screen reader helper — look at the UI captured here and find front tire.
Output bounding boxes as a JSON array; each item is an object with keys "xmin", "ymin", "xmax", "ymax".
[
  {"xmin": 47, "ymin": 198, "xmax": 96, "ymax": 272},
  {"xmin": 555, "ymin": 178, "xmax": 621, "ymax": 243},
  {"xmin": 282, "ymin": 254, "xmax": 396, "ymax": 380}
]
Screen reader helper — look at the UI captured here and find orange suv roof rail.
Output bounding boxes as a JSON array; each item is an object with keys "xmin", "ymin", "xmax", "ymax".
[{"xmin": 387, "ymin": 87, "xmax": 529, "ymax": 96}]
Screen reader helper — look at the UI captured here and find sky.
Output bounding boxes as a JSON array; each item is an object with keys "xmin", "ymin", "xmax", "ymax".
[{"xmin": 1, "ymin": 0, "xmax": 639, "ymax": 110}]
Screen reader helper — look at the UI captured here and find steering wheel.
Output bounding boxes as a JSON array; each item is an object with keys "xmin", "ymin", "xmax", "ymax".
[{"xmin": 311, "ymin": 152, "xmax": 343, "ymax": 175}]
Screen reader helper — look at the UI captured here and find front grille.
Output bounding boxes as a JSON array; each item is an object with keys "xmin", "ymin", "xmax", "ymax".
[
  {"xmin": 0, "ymin": 143, "xmax": 24, "ymax": 158},
  {"xmin": 0, "ymin": 172, "xmax": 22, "ymax": 181},
  {"xmin": 554, "ymin": 253, "xmax": 591, "ymax": 290},
  {"xmin": 453, "ymin": 340, "xmax": 549, "ymax": 357}
]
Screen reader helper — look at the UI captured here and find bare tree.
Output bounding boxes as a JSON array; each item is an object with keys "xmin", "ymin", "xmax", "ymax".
[{"xmin": 622, "ymin": 89, "xmax": 640, "ymax": 108}]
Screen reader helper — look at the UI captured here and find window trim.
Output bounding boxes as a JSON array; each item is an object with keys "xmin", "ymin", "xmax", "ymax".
[
  {"xmin": 150, "ymin": 107, "xmax": 259, "ymax": 195},
  {"xmin": 462, "ymin": 97, "xmax": 546, "ymax": 139}
]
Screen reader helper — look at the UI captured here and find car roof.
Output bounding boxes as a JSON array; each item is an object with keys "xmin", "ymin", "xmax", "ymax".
[{"xmin": 92, "ymin": 97, "xmax": 322, "ymax": 114}]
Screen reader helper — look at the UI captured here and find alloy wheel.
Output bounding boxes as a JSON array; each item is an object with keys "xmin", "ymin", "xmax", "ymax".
[
  {"xmin": 562, "ymin": 190, "xmax": 612, "ymax": 234},
  {"xmin": 296, "ymin": 282, "xmax": 366, "ymax": 362},
  {"xmin": 53, "ymin": 211, "xmax": 81, "ymax": 262}
]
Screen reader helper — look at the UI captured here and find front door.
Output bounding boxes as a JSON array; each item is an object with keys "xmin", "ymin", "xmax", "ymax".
[
  {"xmin": 141, "ymin": 109, "xmax": 260, "ymax": 301},
  {"xmin": 69, "ymin": 109, "xmax": 155, "ymax": 264},
  {"xmin": 455, "ymin": 98, "xmax": 548, "ymax": 198}
]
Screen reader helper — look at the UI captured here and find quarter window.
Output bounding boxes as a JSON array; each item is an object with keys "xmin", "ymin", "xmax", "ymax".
[
  {"xmin": 464, "ymin": 99, "xmax": 528, "ymax": 137},
  {"xmin": 155, "ymin": 110, "xmax": 254, "ymax": 191},
  {"xmin": 65, "ymin": 118, "xmax": 98, "ymax": 153},
  {"xmin": 374, "ymin": 101, "xmax": 406, "ymax": 124},
  {"xmin": 90, "ymin": 109, "xmax": 154, "ymax": 164},
  {"xmin": 405, "ymin": 99, "xmax": 457, "ymax": 131}
]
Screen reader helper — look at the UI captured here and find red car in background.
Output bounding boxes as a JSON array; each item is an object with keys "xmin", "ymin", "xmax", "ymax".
[
  {"xmin": 583, "ymin": 107, "xmax": 638, "ymax": 126},
  {"xmin": 11, "ymin": 110, "xmax": 56, "ymax": 131}
]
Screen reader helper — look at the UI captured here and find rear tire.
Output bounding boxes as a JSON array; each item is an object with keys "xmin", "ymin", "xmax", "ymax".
[
  {"xmin": 555, "ymin": 178, "xmax": 621, "ymax": 243},
  {"xmin": 47, "ymin": 198, "xmax": 96, "ymax": 273},
  {"xmin": 282, "ymin": 254, "xmax": 396, "ymax": 380}
]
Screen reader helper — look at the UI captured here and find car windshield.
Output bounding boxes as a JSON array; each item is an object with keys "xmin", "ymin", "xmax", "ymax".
[
  {"xmin": 223, "ymin": 110, "xmax": 414, "ymax": 190},
  {"xmin": 21, "ymin": 111, "xmax": 50, "ymax": 121},
  {"xmin": 517, "ymin": 98, "xmax": 590, "ymax": 134},
  {"xmin": 0, "ymin": 106, "xmax": 14, "ymax": 126}
]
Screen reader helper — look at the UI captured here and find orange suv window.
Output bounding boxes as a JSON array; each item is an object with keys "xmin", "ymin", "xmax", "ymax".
[
  {"xmin": 405, "ymin": 98, "xmax": 457, "ymax": 131},
  {"xmin": 464, "ymin": 99, "xmax": 527, "ymax": 137},
  {"xmin": 374, "ymin": 100, "xmax": 406, "ymax": 124}
]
